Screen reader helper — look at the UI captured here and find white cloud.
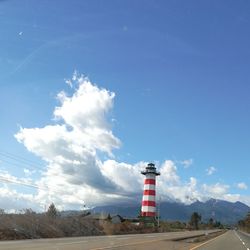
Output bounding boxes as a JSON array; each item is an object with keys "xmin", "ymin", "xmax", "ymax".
[
  {"xmin": 237, "ymin": 182, "xmax": 248, "ymax": 190},
  {"xmin": 15, "ymin": 76, "xmax": 202, "ymax": 209},
  {"xmin": 202, "ymin": 183, "xmax": 229, "ymax": 196},
  {"xmin": 0, "ymin": 186, "xmax": 36, "ymax": 212},
  {"xmin": 159, "ymin": 160, "xmax": 180, "ymax": 184},
  {"xmin": 180, "ymin": 159, "xmax": 193, "ymax": 168},
  {"xmin": 14, "ymin": 74, "xmax": 135, "ymax": 209},
  {"xmin": 101, "ymin": 160, "xmax": 144, "ymax": 194},
  {"xmin": 5, "ymin": 73, "xmax": 249, "ymax": 210},
  {"xmin": 206, "ymin": 166, "xmax": 217, "ymax": 175},
  {"xmin": 0, "ymin": 170, "xmax": 43, "ymax": 194},
  {"xmin": 23, "ymin": 168, "xmax": 36, "ymax": 177},
  {"xmin": 223, "ymin": 194, "xmax": 250, "ymax": 205},
  {"xmin": 156, "ymin": 161, "xmax": 203, "ymax": 204},
  {"xmin": 158, "ymin": 175, "xmax": 202, "ymax": 204}
]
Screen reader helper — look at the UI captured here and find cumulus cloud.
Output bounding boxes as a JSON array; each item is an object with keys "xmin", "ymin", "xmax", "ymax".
[
  {"xmin": 0, "ymin": 170, "xmax": 40, "ymax": 190},
  {"xmin": 23, "ymin": 168, "xmax": 36, "ymax": 177},
  {"xmin": 237, "ymin": 182, "xmax": 248, "ymax": 190},
  {"xmin": 223, "ymin": 194, "xmax": 250, "ymax": 205},
  {"xmin": 5, "ymin": 73, "xmax": 249, "ymax": 210},
  {"xmin": 14, "ymin": 74, "xmax": 166, "ymax": 209},
  {"xmin": 206, "ymin": 166, "xmax": 217, "ymax": 175},
  {"xmin": 101, "ymin": 160, "xmax": 144, "ymax": 194},
  {"xmin": 15, "ymin": 75, "xmax": 125, "ymax": 209},
  {"xmin": 202, "ymin": 183, "xmax": 229, "ymax": 196},
  {"xmin": 179, "ymin": 158, "xmax": 193, "ymax": 168},
  {"xmin": 160, "ymin": 160, "xmax": 179, "ymax": 184},
  {"xmin": 0, "ymin": 170, "xmax": 39, "ymax": 212},
  {"xmin": 15, "ymin": 76, "xmax": 200, "ymax": 209},
  {"xmin": 0, "ymin": 186, "xmax": 36, "ymax": 212}
]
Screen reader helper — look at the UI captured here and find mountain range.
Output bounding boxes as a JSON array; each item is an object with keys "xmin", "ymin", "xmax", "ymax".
[{"xmin": 92, "ymin": 199, "xmax": 250, "ymax": 225}]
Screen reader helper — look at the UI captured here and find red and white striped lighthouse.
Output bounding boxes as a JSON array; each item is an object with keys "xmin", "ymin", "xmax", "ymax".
[{"xmin": 141, "ymin": 163, "xmax": 160, "ymax": 217}]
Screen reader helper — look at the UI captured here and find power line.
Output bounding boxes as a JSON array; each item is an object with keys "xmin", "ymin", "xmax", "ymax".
[
  {"xmin": 0, "ymin": 150, "xmax": 45, "ymax": 167},
  {"xmin": 0, "ymin": 150, "xmax": 80, "ymax": 198},
  {"xmin": 0, "ymin": 174, "xmax": 83, "ymax": 203},
  {"xmin": 0, "ymin": 150, "xmax": 46, "ymax": 172},
  {"xmin": 0, "ymin": 175, "xmax": 46, "ymax": 190},
  {"xmin": 0, "ymin": 174, "xmax": 68, "ymax": 193},
  {"xmin": 0, "ymin": 158, "xmax": 45, "ymax": 173}
]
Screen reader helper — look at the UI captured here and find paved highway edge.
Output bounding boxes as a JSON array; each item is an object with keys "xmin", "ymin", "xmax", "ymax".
[
  {"xmin": 189, "ymin": 231, "xmax": 227, "ymax": 250},
  {"xmin": 90, "ymin": 230, "xmax": 224, "ymax": 250}
]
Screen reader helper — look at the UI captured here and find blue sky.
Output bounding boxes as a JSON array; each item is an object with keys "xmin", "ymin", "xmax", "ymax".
[{"xmin": 0, "ymin": 0, "xmax": 249, "ymax": 210}]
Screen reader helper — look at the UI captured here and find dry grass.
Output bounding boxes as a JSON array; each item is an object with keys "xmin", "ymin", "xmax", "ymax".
[
  {"xmin": 0, "ymin": 211, "xmax": 203, "ymax": 240},
  {"xmin": 0, "ymin": 212, "xmax": 160, "ymax": 240},
  {"xmin": 0, "ymin": 212, "xmax": 103, "ymax": 240}
]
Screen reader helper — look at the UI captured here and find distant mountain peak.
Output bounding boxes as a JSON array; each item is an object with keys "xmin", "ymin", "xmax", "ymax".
[{"xmin": 93, "ymin": 198, "xmax": 250, "ymax": 225}]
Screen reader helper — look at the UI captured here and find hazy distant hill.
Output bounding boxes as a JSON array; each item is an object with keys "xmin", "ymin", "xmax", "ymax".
[{"xmin": 93, "ymin": 199, "xmax": 250, "ymax": 225}]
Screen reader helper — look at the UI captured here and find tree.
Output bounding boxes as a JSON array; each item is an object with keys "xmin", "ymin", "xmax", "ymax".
[
  {"xmin": 208, "ymin": 218, "xmax": 213, "ymax": 224},
  {"xmin": 246, "ymin": 212, "xmax": 250, "ymax": 225},
  {"xmin": 244, "ymin": 212, "xmax": 250, "ymax": 232},
  {"xmin": 214, "ymin": 221, "xmax": 223, "ymax": 229},
  {"xmin": 208, "ymin": 218, "xmax": 214, "ymax": 228},
  {"xmin": 24, "ymin": 208, "xmax": 36, "ymax": 215},
  {"xmin": 107, "ymin": 213, "xmax": 112, "ymax": 221},
  {"xmin": 46, "ymin": 203, "xmax": 58, "ymax": 218},
  {"xmin": 238, "ymin": 211, "xmax": 250, "ymax": 232},
  {"xmin": 190, "ymin": 212, "xmax": 201, "ymax": 230}
]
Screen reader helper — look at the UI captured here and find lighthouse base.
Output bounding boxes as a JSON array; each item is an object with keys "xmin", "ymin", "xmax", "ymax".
[
  {"xmin": 139, "ymin": 215, "xmax": 157, "ymax": 227},
  {"xmin": 141, "ymin": 212, "xmax": 156, "ymax": 217}
]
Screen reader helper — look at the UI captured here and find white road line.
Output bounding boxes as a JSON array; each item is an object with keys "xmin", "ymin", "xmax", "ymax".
[
  {"xmin": 57, "ymin": 240, "xmax": 88, "ymax": 246},
  {"xmin": 90, "ymin": 238, "xmax": 162, "ymax": 250},
  {"xmin": 115, "ymin": 237, "xmax": 131, "ymax": 240},
  {"xmin": 113, "ymin": 235, "xmax": 136, "ymax": 238},
  {"xmin": 189, "ymin": 232, "xmax": 226, "ymax": 250},
  {"xmin": 235, "ymin": 231, "xmax": 250, "ymax": 250}
]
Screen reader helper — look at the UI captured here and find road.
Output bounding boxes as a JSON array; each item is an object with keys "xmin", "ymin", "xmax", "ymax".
[
  {"xmin": 0, "ymin": 230, "xmax": 220, "ymax": 250},
  {"xmin": 191, "ymin": 230, "xmax": 250, "ymax": 250}
]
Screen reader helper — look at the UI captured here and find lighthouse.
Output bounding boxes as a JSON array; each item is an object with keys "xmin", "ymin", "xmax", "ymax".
[{"xmin": 141, "ymin": 163, "xmax": 160, "ymax": 217}]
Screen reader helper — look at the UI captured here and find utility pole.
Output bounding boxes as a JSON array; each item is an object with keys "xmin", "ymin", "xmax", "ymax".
[{"xmin": 158, "ymin": 196, "xmax": 161, "ymax": 227}]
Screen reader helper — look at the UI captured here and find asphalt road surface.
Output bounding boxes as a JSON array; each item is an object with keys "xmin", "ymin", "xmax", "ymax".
[
  {"xmin": 191, "ymin": 230, "xmax": 250, "ymax": 250},
  {"xmin": 0, "ymin": 230, "xmax": 220, "ymax": 250}
]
